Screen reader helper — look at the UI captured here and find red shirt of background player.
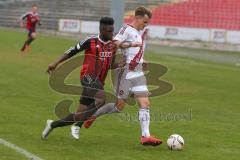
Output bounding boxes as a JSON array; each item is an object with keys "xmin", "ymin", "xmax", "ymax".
[{"xmin": 20, "ymin": 12, "xmax": 40, "ymax": 32}]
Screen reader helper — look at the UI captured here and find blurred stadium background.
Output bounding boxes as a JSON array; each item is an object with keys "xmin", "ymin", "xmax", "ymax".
[
  {"xmin": 0, "ymin": 1, "xmax": 240, "ymax": 160},
  {"xmin": 1, "ymin": 0, "xmax": 240, "ymax": 49}
]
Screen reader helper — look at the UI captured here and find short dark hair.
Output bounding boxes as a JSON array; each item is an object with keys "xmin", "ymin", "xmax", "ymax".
[
  {"xmin": 135, "ymin": 6, "xmax": 152, "ymax": 19},
  {"xmin": 100, "ymin": 17, "xmax": 114, "ymax": 26}
]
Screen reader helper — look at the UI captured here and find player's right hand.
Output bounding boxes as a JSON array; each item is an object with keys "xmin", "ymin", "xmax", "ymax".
[
  {"xmin": 20, "ymin": 21, "xmax": 24, "ymax": 28},
  {"xmin": 118, "ymin": 59, "xmax": 126, "ymax": 68},
  {"xmin": 130, "ymin": 42, "xmax": 141, "ymax": 47},
  {"xmin": 46, "ymin": 63, "xmax": 57, "ymax": 75},
  {"xmin": 119, "ymin": 41, "xmax": 141, "ymax": 48}
]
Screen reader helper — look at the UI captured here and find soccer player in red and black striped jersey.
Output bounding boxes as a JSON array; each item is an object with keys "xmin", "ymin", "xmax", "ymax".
[
  {"xmin": 19, "ymin": 4, "xmax": 41, "ymax": 52},
  {"xmin": 42, "ymin": 17, "xmax": 124, "ymax": 139}
]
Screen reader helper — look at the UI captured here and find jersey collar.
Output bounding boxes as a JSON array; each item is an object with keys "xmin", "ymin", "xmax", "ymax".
[
  {"xmin": 98, "ymin": 35, "xmax": 111, "ymax": 44},
  {"xmin": 30, "ymin": 11, "xmax": 38, "ymax": 16},
  {"xmin": 127, "ymin": 24, "xmax": 140, "ymax": 32}
]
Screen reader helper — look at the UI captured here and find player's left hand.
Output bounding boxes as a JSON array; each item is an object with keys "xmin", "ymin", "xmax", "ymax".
[
  {"xmin": 142, "ymin": 60, "xmax": 148, "ymax": 70},
  {"xmin": 130, "ymin": 42, "xmax": 141, "ymax": 47},
  {"xmin": 46, "ymin": 63, "xmax": 57, "ymax": 75},
  {"xmin": 118, "ymin": 60, "xmax": 126, "ymax": 68},
  {"xmin": 20, "ymin": 21, "xmax": 24, "ymax": 28}
]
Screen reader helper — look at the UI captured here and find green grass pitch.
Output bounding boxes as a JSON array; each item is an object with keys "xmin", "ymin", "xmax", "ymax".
[{"xmin": 0, "ymin": 29, "xmax": 239, "ymax": 160}]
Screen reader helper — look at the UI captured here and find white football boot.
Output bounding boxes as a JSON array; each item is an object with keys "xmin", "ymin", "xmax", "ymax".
[
  {"xmin": 41, "ymin": 120, "xmax": 53, "ymax": 139},
  {"xmin": 71, "ymin": 125, "xmax": 80, "ymax": 140}
]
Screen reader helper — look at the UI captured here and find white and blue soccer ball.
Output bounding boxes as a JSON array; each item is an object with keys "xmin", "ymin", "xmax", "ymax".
[{"xmin": 167, "ymin": 134, "xmax": 184, "ymax": 150}]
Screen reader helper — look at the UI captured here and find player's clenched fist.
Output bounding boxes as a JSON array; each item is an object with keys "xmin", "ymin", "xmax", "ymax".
[{"xmin": 46, "ymin": 63, "xmax": 57, "ymax": 74}]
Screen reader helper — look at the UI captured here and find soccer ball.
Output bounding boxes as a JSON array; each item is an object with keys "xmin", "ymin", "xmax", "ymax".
[{"xmin": 167, "ymin": 134, "xmax": 184, "ymax": 150}]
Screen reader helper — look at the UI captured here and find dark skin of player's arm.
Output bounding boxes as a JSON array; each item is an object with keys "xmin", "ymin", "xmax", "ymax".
[
  {"xmin": 46, "ymin": 53, "xmax": 71, "ymax": 74},
  {"xmin": 46, "ymin": 47, "xmax": 125, "ymax": 74},
  {"xmin": 112, "ymin": 40, "xmax": 141, "ymax": 69},
  {"xmin": 46, "ymin": 24, "xmax": 127, "ymax": 123},
  {"xmin": 46, "ymin": 25, "xmax": 124, "ymax": 74},
  {"xmin": 46, "ymin": 47, "xmax": 106, "ymax": 122},
  {"xmin": 114, "ymin": 40, "xmax": 141, "ymax": 48},
  {"xmin": 113, "ymin": 40, "xmax": 148, "ymax": 70}
]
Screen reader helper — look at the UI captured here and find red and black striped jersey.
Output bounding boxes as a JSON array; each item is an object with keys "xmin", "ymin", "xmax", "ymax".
[
  {"xmin": 20, "ymin": 12, "xmax": 40, "ymax": 31},
  {"xmin": 65, "ymin": 35, "xmax": 116, "ymax": 85}
]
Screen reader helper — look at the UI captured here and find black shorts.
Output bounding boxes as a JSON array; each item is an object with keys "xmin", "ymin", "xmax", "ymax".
[
  {"xmin": 80, "ymin": 74, "xmax": 104, "ymax": 106},
  {"xmin": 28, "ymin": 28, "xmax": 35, "ymax": 37}
]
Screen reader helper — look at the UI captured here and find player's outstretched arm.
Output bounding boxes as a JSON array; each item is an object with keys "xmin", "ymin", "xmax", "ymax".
[
  {"xmin": 121, "ymin": 41, "xmax": 141, "ymax": 48},
  {"xmin": 114, "ymin": 40, "xmax": 141, "ymax": 49},
  {"xmin": 18, "ymin": 12, "xmax": 29, "ymax": 28},
  {"xmin": 37, "ymin": 16, "xmax": 42, "ymax": 26},
  {"xmin": 142, "ymin": 60, "xmax": 148, "ymax": 71},
  {"xmin": 46, "ymin": 53, "xmax": 71, "ymax": 74},
  {"xmin": 17, "ymin": 17, "xmax": 24, "ymax": 28},
  {"xmin": 20, "ymin": 21, "xmax": 24, "ymax": 28},
  {"xmin": 46, "ymin": 38, "xmax": 90, "ymax": 74},
  {"xmin": 38, "ymin": 20, "xmax": 42, "ymax": 26}
]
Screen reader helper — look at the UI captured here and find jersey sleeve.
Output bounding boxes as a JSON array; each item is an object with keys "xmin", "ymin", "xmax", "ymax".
[
  {"xmin": 114, "ymin": 25, "xmax": 129, "ymax": 42},
  {"xmin": 20, "ymin": 12, "xmax": 30, "ymax": 20},
  {"xmin": 65, "ymin": 37, "xmax": 91, "ymax": 57},
  {"xmin": 36, "ymin": 15, "xmax": 41, "ymax": 25}
]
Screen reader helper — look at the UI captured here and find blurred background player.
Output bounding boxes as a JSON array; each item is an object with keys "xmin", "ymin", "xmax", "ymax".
[
  {"xmin": 74, "ymin": 7, "xmax": 163, "ymax": 146},
  {"xmin": 42, "ymin": 17, "xmax": 125, "ymax": 139},
  {"xmin": 19, "ymin": 4, "xmax": 41, "ymax": 52}
]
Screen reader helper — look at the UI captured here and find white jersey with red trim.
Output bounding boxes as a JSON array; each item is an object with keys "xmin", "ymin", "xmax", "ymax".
[
  {"xmin": 114, "ymin": 25, "xmax": 148, "ymax": 64},
  {"xmin": 114, "ymin": 24, "xmax": 148, "ymax": 79}
]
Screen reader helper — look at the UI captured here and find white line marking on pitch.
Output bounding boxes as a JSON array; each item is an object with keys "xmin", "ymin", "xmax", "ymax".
[{"xmin": 0, "ymin": 138, "xmax": 43, "ymax": 160}]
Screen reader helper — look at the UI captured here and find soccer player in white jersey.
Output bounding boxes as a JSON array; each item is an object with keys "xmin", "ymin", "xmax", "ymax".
[{"xmin": 71, "ymin": 7, "xmax": 162, "ymax": 146}]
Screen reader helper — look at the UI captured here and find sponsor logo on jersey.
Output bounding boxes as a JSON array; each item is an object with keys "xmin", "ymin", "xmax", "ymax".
[{"xmin": 99, "ymin": 51, "xmax": 112, "ymax": 60}]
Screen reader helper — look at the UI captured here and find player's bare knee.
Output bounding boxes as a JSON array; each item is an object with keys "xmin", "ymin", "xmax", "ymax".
[
  {"xmin": 116, "ymin": 99, "xmax": 125, "ymax": 111},
  {"xmin": 31, "ymin": 32, "xmax": 37, "ymax": 38},
  {"xmin": 138, "ymin": 98, "xmax": 150, "ymax": 108},
  {"xmin": 116, "ymin": 104, "xmax": 124, "ymax": 111}
]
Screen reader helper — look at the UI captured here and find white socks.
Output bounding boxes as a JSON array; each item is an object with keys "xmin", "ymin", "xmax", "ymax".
[
  {"xmin": 139, "ymin": 108, "xmax": 150, "ymax": 137},
  {"xmin": 93, "ymin": 104, "xmax": 151, "ymax": 137}
]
